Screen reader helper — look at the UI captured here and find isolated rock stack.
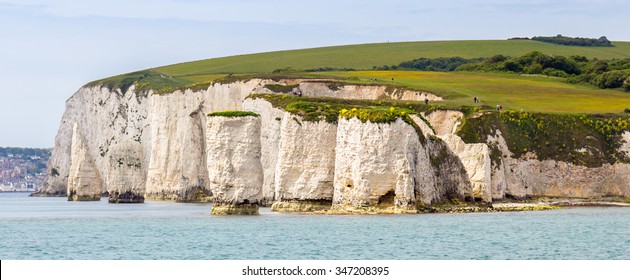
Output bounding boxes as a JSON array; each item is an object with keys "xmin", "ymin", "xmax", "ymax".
[
  {"xmin": 67, "ymin": 123, "xmax": 102, "ymax": 201},
  {"xmin": 206, "ymin": 112, "xmax": 263, "ymax": 215}
]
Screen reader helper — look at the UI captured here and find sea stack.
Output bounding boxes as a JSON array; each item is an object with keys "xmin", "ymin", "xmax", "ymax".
[
  {"xmin": 67, "ymin": 123, "xmax": 102, "ymax": 201},
  {"xmin": 206, "ymin": 112, "xmax": 263, "ymax": 215}
]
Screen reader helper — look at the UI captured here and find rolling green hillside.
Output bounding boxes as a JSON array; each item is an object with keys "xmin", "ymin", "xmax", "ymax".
[
  {"xmin": 155, "ymin": 40, "xmax": 630, "ymax": 76},
  {"xmin": 88, "ymin": 40, "xmax": 630, "ymax": 114}
]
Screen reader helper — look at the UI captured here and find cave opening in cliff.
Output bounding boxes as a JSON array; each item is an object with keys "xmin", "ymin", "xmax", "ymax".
[{"xmin": 377, "ymin": 190, "xmax": 395, "ymax": 206}]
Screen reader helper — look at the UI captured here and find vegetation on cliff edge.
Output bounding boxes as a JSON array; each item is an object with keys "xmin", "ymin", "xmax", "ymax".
[
  {"xmin": 208, "ymin": 111, "xmax": 260, "ymax": 118},
  {"xmin": 248, "ymin": 94, "xmax": 433, "ymax": 124},
  {"xmin": 457, "ymin": 110, "xmax": 630, "ymax": 167}
]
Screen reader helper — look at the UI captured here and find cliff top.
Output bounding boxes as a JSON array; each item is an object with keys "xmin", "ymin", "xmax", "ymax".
[{"xmin": 86, "ymin": 39, "xmax": 630, "ymax": 114}]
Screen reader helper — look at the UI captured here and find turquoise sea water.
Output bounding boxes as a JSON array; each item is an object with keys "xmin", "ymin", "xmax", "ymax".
[{"xmin": 0, "ymin": 192, "xmax": 628, "ymax": 260}]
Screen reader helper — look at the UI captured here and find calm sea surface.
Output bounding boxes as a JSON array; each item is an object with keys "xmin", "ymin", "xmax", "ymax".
[{"xmin": 0, "ymin": 192, "xmax": 628, "ymax": 260}]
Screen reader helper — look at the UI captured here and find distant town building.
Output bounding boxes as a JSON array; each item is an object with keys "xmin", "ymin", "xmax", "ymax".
[{"xmin": 0, "ymin": 147, "xmax": 50, "ymax": 192}]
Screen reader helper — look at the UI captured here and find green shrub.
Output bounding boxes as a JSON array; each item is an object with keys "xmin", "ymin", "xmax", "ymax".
[
  {"xmin": 285, "ymin": 101, "xmax": 344, "ymax": 123},
  {"xmin": 455, "ymin": 62, "xmax": 484, "ymax": 72},
  {"xmin": 585, "ymin": 60, "xmax": 609, "ymax": 74},
  {"xmin": 623, "ymin": 77, "xmax": 630, "ymax": 91},
  {"xmin": 397, "ymin": 57, "xmax": 480, "ymax": 72},
  {"xmin": 567, "ymin": 73, "xmax": 596, "ymax": 84},
  {"xmin": 524, "ymin": 63, "xmax": 543, "ymax": 74},
  {"xmin": 607, "ymin": 58, "xmax": 630, "ymax": 71},
  {"xmin": 502, "ymin": 60, "xmax": 522, "ymax": 72},
  {"xmin": 542, "ymin": 68, "xmax": 568, "ymax": 77},
  {"xmin": 592, "ymin": 70, "xmax": 628, "ymax": 89},
  {"xmin": 570, "ymin": 55, "xmax": 589, "ymax": 63},
  {"xmin": 485, "ymin": 55, "xmax": 508, "ymax": 64},
  {"xmin": 339, "ymin": 107, "xmax": 416, "ymax": 123}
]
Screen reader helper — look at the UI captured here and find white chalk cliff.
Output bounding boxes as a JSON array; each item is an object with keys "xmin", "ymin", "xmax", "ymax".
[
  {"xmin": 106, "ymin": 141, "xmax": 146, "ymax": 203},
  {"xmin": 271, "ymin": 114, "xmax": 337, "ymax": 212},
  {"xmin": 39, "ymin": 79, "xmax": 630, "ymax": 213},
  {"xmin": 332, "ymin": 118, "xmax": 427, "ymax": 213},
  {"xmin": 426, "ymin": 110, "xmax": 492, "ymax": 202}
]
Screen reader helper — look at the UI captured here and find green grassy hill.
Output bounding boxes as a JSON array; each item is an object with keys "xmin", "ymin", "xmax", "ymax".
[
  {"xmin": 156, "ymin": 40, "xmax": 630, "ymax": 76},
  {"xmin": 89, "ymin": 39, "xmax": 630, "ymax": 114}
]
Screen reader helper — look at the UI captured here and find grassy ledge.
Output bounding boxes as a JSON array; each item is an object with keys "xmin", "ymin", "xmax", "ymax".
[
  {"xmin": 248, "ymin": 94, "xmax": 423, "ymax": 124},
  {"xmin": 247, "ymin": 94, "xmax": 431, "ymax": 143},
  {"xmin": 207, "ymin": 111, "xmax": 260, "ymax": 118},
  {"xmin": 247, "ymin": 94, "xmax": 445, "ymax": 122},
  {"xmin": 339, "ymin": 106, "xmax": 416, "ymax": 123}
]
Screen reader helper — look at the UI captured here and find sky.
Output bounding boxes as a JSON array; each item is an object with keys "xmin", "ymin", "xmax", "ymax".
[{"xmin": 1, "ymin": 0, "xmax": 629, "ymax": 148}]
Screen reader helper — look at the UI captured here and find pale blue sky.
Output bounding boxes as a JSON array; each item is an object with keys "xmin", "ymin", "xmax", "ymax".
[{"xmin": 1, "ymin": 0, "xmax": 629, "ymax": 147}]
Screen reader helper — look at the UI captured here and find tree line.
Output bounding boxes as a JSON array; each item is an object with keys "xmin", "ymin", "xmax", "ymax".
[
  {"xmin": 382, "ymin": 52, "xmax": 630, "ymax": 91},
  {"xmin": 508, "ymin": 35, "xmax": 613, "ymax": 47}
]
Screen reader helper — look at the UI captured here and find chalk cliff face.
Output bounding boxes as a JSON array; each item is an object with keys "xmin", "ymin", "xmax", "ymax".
[
  {"xmin": 242, "ymin": 98, "xmax": 285, "ymax": 205},
  {"xmin": 42, "ymin": 79, "xmax": 630, "ymax": 212},
  {"xmin": 330, "ymin": 117, "xmax": 467, "ymax": 213},
  {"xmin": 40, "ymin": 80, "xmax": 263, "ymax": 200},
  {"xmin": 107, "ymin": 141, "xmax": 146, "ymax": 203},
  {"xmin": 439, "ymin": 133, "xmax": 491, "ymax": 202},
  {"xmin": 420, "ymin": 111, "xmax": 491, "ymax": 202},
  {"xmin": 40, "ymin": 86, "xmax": 149, "ymax": 196},
  {"xmin": 487, "ymin": 131, "xmax": 630, "ymax": 199},
  {"xmin": 206, "ymin": 115, "xmax": 263, "ymax": 215},
  {"xmin": 67, "ymin": 123, "xmax": 102, "ymax": 201},
  {"xmin": 331, "ymin": 118, "xmax": 419, "ymax": 213},
  {"xmin": 271, "ymin": 114, "xmax": 337, "ymax": 212},
  {"xmin": 145, "ymin": 92, "xmax": 210, "ymax": 202},
  {"xmin": 296, "ymin": 82, "xmax": 442, "ymax": 102}
]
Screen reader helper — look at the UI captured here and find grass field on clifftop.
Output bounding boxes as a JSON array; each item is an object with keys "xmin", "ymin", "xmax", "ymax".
[
  {"xmin": 90, "ymin": 40, "xmax": 630, "ymax": 114},
  {"xmin": 312, "ymin": 71, "xmax": 630, "ymax": 114},
  {"xmin": 155, "ymin": 40, "xmax": 630, "ymax": 76}
]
